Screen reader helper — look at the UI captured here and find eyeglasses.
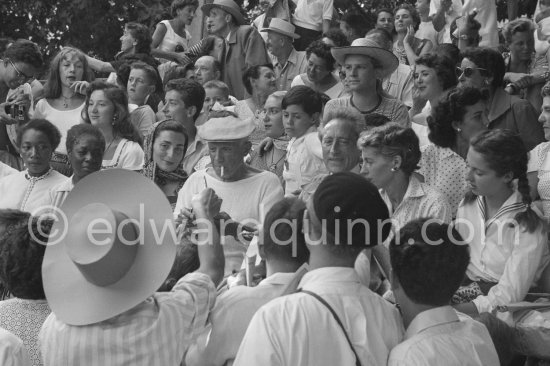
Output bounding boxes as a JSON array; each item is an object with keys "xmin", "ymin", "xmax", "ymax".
[
  {"xmin": 8, "ymin": 59, "xmax": 34, "ymax": 82},
  {"xmin": 456, "ymin": 66, "xmax": 487, "ymax": 78}
]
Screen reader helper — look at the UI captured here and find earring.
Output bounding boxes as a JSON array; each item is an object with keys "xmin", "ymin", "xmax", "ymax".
[
  {"xmin": 484, "ymin": 79, "xmax": 490, "ymax": 86},
  {"xmin": 456, "ymin": 127, "xmax": 462, "ymax": 132},
  {"xmin": 391, "ymin": 167, "xmax": 398, "ymax": 172}
]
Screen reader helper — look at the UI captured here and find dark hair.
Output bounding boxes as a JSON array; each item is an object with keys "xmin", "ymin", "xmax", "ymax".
[
  {"xmin": 432, "ymin": 44, "xmax": 461, "ymax": 66},
  {"xmin": 502, "ymin": 18, "xmax": 535, "ymax": 45},
  {"xmin": 366, "ymin": 28, "xmax": 393, "ymax": 50},
  {"xmin": 376, "ymin": 8, "xmax": 394, "ymax": 20},
  {"xmin": 341, "ymin": 12, "xmax": 370, "ymax": 38},
  {"xmin": 165, "ymin": 78, "xmax": 206, "ymax": 121},
  {"xmin": 171, "ymin": 0, "xmax": 199, "ymax": 17},
  {"xmin": 200, "ymin": 35, "xmax": 225, "ymax": 59},
  {"xmin": 450, "ymin": 13, "xmax": 481, "ymax": 46},
  {"xmin": 82, "ymin": 81, "xmax": 142, "ymax": 145},
  {"xmin": 3, "ymin": 39, "xmax": 43, "ymax": 69},
  {"xmin": 364, "ymin": 112, "xmax": 390, "ymax": 128},
  {"xmin": 125, "ymin": 22, "xmax": 152, "ymax": 54},
  {"xmin": 130, "ymin": 61, "xmax": 161, "ymax": 89},
  {"xmin": 282, "ymin": 85, "xmax": 324, "ymax": 118},
  {"xmin": 415, "ymin": 53, "xmax": 458, "ymax": 91},
  {"xmin": 461, "ymin": 47, "xmax": 505, "ymax": 89},
  {"xmin": 467, "ymin": 129, "xmax": 543, "ymax": 232},
  {"xmin": 17, "ymin": 118, "xmax": 61, "ymax": 151},
  {"xmin": 242, "ymin": 64, "xmax": 274, "ymax": 95},
  {"xmin": 322, "ymin": 28, "xmax": 350, "ymax": 47},
  {"xmin": 66, "ymin": 123, "xmax": 106, "ymax": 154},
  {"xmin": 163, "ymin": 64, "xmax": 193, "ymax": 87},
  {"xmin": 542, "ymin": 81, "xmax": 550, "ymax": 98},
  {"xmin": 158, "ymin": 243, "xmax": 199, "ymax": 291},
  {"xmin": 43, "ymin": 47, "xmax": 95, "ymax": 99},
  {"xmin": 262, "ymin": 197, "xmax": 309, "ymax": 265},
  {"xmin": 357, "ymin": 123, "xmax": 421, "ymax": 175},
  {"xmin": 0, "ymin": 210, "xmax": 53, "ymax": 299},
  {"xmin": 390, "ymin": 219, "xmax": 470, "ymax": 306},
  {"xmin": 306, "ymin": 40, "xmax": 336, "ymax": 72},
  {"xmin": 394, "ymin": 4, "xmax": 421, "ymax": 32},
  {"xmin": 428, "ymin": 87, "xmax": 488, "ymax": 148},
  {"xmin": 153, "ymin": 119, "xmax": 189, "ymax": 153}
]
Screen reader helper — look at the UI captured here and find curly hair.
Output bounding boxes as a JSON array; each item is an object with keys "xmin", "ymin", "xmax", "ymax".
[
  {"xmin": 42, "ymin": 47, "xmax": 95, "ymax": 99},
  {"xmin": 502, "ymin": 18, "xmax": 535, "ymax": 45},
  {"xmin": 415, "ymin": 53, "xmax": 458, "ymax": 91},
  {"xmin": 125, "ymin": 22, "xmax": 152, "ymax": 54},
  {"xmin": 242, "ymin": 63, "xmax": 274, "ymax": 95},
  {"xmin": 0, "ymin": 210, "xmax": 53, "ymax": 299},
  {"xmin": 428, "ymin": 86, "xmax": 488, "ymax": 148},
  {"xmin": 66, "ymin": 123, "xmax": 106, "ymax": 155},
  {"xmin": 3, "ymin": 39, "xmax": 43, "ymax": 69},
  {"xmin": 390, "ymin": 218, "xmax": 470, "ymax": 306},
  {"xmin": 306, "ymin": 40, "xmax": 336, "ymax": 72},
  {"xmin": 466, "ymin": 129, "xmax": 543, "ymax": 232},
  {"xmin": 357, "ymin": 123, "xmax": 421, "ymax": 176},
  {"xmin": 461, "ymin": 47, "xmax": 505, "ymax": 89},
  {"xmin": 321, "ymin": 106, "xmax": 366, "ymax": 140},
  {"xmin": 82, "ymin": 81, "xmax": 142, "ymax": 146},
  {"xmin": 171, "ymin": 0, "xmax": 199, "ymax": 17},
  {"xmin": 16, "ymin": 118, "xmax": 61, "ymax": 151},
  {"xmin": 394, "ymin": 4, "xmax": 421, "ymax": 32},
  {"xmin": 322, "ymin": 28, "xmax": 350, "ymax": 47}
]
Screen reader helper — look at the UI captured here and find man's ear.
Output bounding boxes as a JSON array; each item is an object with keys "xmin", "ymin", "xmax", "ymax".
[
  {"xmin": 186, "ymin": 105, "xmax": 197, "ymax": 120},
  {"xmin": 242, "ymin": 140, "xmax": 252, "ymax": 156}
]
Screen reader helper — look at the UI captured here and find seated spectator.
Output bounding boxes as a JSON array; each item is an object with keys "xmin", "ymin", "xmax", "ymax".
[
  {"xmin": 82, "ymin": 81, "xmax": 144, "ymax": 170},
  {"xmin": 186, "ymin": 197, "xmax": 308, "ymax": 366},
  {"xmin": 127, "ymin": 62, "xmax": 159, "ymax": 138},
  {"xmin": 49, "ymin": 124, "xmax": 105, "ymax": 208},
  {"xmin": 34, "ymin": 47, "xmax": 94, "ymax": 176},
  {"xmin": 141, "ymin": 120, "xmax": 188, "ymax": 209},
  {"xmin": 234, "ymin": 172, "xmax": 403, "ymax": 365},
  {"xmin": 291, "ymin": 40, "xmax": 345, "ymax": 100},
  {"xmin": 392, "ymin": 4, "xmax": 433, "ymax": 66},
  {"xmin": 454, "ymin": 129, "xmax": 550, "ymax": 316},
  {"xmin": 39, "ymin": 170, "xmax": 225, "ymax": 365},
  {"xmin": 202, "ymin": 80, "xmax": 232, "ymax": 114},
  {"xmin": 0, "ymin": 119, "xmax": 66, "ymax": 213},
  {"xmin": 388, "ymin": 219, "xmax": 500, "ymax": 366},
  {"xmin": 375, "ymin": 8, "xmax": 395, "ymax": 37},
  {"xmin": 175, "ymin": 115, "xmax": 284, "ymax": 275},
  {"xmin": 419, "ymin": 87, "xmax": 488, "ymax": 217},
  {"xmin": 0, "ymin": 210, "xmax": 53, "ymax": 366},
  {"xmin": 194, "ymin": 55, "xmax": 222, "ymax": 85},
  {"xmin": 281, "ymin": 86, "xmax": 327, "ymax": 196},
  {"xmin": 459, "ymin": 47, "xmax": 544, "ymax": 151}
]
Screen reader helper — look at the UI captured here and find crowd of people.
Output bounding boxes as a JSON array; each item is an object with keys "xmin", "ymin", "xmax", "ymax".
[{"xmin": 0, "ymin": 0, "xmax": 550, "ymax": 364}]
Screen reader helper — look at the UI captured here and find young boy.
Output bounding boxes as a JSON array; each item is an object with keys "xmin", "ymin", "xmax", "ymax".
[
  {"xmin": 388, "ymin": 218, "xmax": 499, "ymax": 366},
  {"xmin": 202, "ymin": 80, "xmax": 233, "ymax": 113}
]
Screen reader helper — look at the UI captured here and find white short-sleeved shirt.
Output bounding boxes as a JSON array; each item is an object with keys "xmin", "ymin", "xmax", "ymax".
[
  {"xmin": 528, "ymin": 141, "xmax": 550, "ymax": 217},
  {"xmin": 292, "ymin": 0, "xmax": 334, "ymax": 31},
  {"xmin": 101, "ymin": 138, "xmax": 144, "ymax": 170},
  {"xmin": 429, "ymin": 0, "xmax": 463, "ymax": 44}
]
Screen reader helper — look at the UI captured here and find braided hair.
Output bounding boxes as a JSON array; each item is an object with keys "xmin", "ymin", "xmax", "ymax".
[{"xmin": 466, "ymin": 129, "xmax": 542, "ymax": 232}]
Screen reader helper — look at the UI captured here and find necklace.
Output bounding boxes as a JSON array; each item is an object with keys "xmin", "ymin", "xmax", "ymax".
[
  {"xmin": 61, "ymin": 93, "xmax": 75, "ymax": 108},
  {"xmin": 104, "ymin": 136, "xmax": 117, "ymax": 153},
  {"xmin": 268, "ymin": 148, "xmax": 285, "ymax": 173}
]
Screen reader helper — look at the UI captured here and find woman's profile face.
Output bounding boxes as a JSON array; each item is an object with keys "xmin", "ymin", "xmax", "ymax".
[
  {"xmin": 466, "ymin": 148, "xmax": 510, "ymax": 197},
  {"xmin": 456, "ymin": 101, "xmax": 488, "ymax": 142},
  {"xmin": 70, "ymin": 134, "xmax": 104, "ymax": 180},
  {"xmin": 306, "ymin": 53, "xmax": 331, "ymax": 83},
  {"xmin": 508, "ymin": 31, "xmax": 534, "ymax": 62},
  {"xmin": 87, "ymin": 90, "xmax": 116, "ymax": 129},
  {"xmin": 153, "ymin": 130, "xmax": 187, "ymax": 172},
  {"xmin": 360, "ymin": 146, "xmax": 395, "ymax": 189},
  {"xmin": 263, "ymin": 95, "xmax": 285, "ymax": 138},
  {"xmin": 457, "ymin": 58, "xmax": 487, "ymax": 90},
  {"xmin": 120, "ymin": 27, "xmax": 136, "ymax": 53},
  {"xmin": 20, "ymin": 129, "xmax": 53, "ymax": 176},
  {"xmin": 413, "ymin": 64, "xmax": 443, "ymax": 100},
  {"xmin": 252, "ymin": 67, "xmax": 277, "ymax": 95}
]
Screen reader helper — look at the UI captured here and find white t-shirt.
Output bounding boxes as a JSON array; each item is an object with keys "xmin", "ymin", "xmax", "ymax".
[{"xmin": 292, "ymin": 0, "xmax": 334, "ymax": 31}]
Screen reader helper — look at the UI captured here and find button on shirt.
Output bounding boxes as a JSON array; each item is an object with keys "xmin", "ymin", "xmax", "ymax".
[
  {"xmin": 388, "ymin": 306, "xmax": 499, "ymax": 366},
  {"xmin": 234, "ymin": 267, "xmax": 404, "ymax": 366},
  {"xmin": 455, "ymin": 192, "xmax": 550, "ymax": 313},
  {"xmin": 273, "ymin": 49, "xmax": 308, "ymax": 91}
]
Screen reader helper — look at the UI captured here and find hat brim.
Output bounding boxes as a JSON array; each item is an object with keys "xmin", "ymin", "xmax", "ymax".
[
  {"xmin": 42, "ymin": 170, "xmax": 176, "ymax": 326},
  {"xmin": 201, "ymin": 3, "xmax": 246, "ymax": 26},
  {"xmin": 260, "ymin": 28, "xmax": 300, "ymax": 39},
  {"xmin": 331, "ymin": 46, "xmax": 399, "ymax": 78}
]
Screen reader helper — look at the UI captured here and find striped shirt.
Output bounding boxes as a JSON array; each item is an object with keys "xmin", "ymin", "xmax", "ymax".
[{"xmin": 39, "ymin": 273, "xmax": 216, "ymax": 366}]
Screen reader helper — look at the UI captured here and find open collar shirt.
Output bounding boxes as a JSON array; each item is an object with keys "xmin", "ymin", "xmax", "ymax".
[{"xmin": 272, "ymin": 48, "xmax": 308, "ymax": 91}]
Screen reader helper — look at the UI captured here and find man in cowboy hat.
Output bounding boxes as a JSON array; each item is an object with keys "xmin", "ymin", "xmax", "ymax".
[
  {"xmin": 201, "ymin": 0, "xmax": 270, "ymax": 100},
  {"xmin": 261, "ymin": 18, "xmax": 307, "ymax": 91},
  {"xmin": 324, "ymin": 38, "xmax": 410, "ymax": 127},
  {"xmin": 39, "ymin": 170, "xmax": 226, "ymax": 365},
  {"xmin": 175, "ymin": 115, "xmax": 284, "ymax": 276}
]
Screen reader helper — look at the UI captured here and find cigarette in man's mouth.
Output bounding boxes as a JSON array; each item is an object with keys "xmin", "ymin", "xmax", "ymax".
[{"xmin": 220, "ymin": 166, "xmax": 224, "ymax": 178}]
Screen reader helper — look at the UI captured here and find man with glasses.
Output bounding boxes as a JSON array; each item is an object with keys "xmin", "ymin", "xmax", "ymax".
[
  {"xmin": 0, "ymin": 40, "xmax": 43, "ymax": 170},
  {"xmin": 324, "ymin": 38, "xmax": 409, "ymax": 127}
]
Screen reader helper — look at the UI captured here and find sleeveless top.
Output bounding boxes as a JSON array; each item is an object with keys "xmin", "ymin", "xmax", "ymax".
[{"xmin": 157, "ymin": 20, "xmax": 190, "ymax": 52}]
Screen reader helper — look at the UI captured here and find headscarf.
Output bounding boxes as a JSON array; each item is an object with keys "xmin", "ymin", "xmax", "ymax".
[{"xmin": 141, "ymin": 120, "xmax": 189, "ymax": 195}]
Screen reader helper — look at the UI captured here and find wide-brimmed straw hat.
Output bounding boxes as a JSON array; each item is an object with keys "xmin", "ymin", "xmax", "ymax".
[
  {"xmin": 42, "ymin": 169, "xmax": 176, "ymax": 326},
  {"xmin": 331, "ymin": 38, "xmax": 399, "ymax": 78},
  {"xmin": 201, "ymin": 0, "xmax": 246, "ymax": 26},
  {"xmin": 260, "ymin": 18, "xmax": 300, "ymax": 39}
]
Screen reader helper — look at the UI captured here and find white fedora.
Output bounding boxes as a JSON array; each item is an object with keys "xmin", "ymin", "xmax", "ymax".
[
  {"xmin": 42, "ymin": 169, "xmax": 176, "ymax": 326},
  {"xmin": 260, "ymin": 18, "xmax": 300, "ymax": 39},
  {"xmin": 331, "ymin": 38, "xmax": 399, "ymax": 78}
]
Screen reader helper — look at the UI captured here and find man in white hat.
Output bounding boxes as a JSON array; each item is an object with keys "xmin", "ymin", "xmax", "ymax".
[
  {"xmin": 202, "ymin": 0, "xmax": 270, "ymax": 100},
  {"xmin": 261, "ymin": 18, "xmax": 308, "ymax": 91},
  {"xmin": 175, "ymin": 115, "xmax": 284, "ymax": 276},
  {"xmin": 39, "ymin": 170, "xmax": 226, "ymax": 365},
  {"xmin": 324, "ymin": 38, "xmax": 410, "ymax": 127}
]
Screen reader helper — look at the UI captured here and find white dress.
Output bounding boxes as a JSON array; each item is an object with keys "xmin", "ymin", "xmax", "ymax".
[{"xmin": 101, "ymin": 139, "xmax": 144, "ymax": 170}]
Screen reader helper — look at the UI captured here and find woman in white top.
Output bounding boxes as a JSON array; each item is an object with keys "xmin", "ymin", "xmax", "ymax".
[
  {"xmin": 151, "ymin": 0, "xmax": 197, "ymax": 63},
  {"xmin": 82, "ymin": 81, "xmax": 144, "ymax": 170},
  {"xmin": 291, "ymin": 40, "xmax": 345, "ymax": 100},
  {"xmin": 34, "ymin": 47, "xmax": 94, "ymax": 176},
  {"xmin": 0, "ymin": 119, "xmax": 66, "ymax": 214},
  {"xmin": 454, "ymin": 129, "xmax": 550, "ymax": 316}
]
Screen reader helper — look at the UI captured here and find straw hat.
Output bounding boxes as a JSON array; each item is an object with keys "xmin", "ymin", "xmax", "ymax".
[
  {"xmin": 201, "ymin": 0, "xmax": 246, "ymax": 26},
  {"xmin": 260, "ymin": 18, "xmax": 300, "ymax": 39},
  {"xmin": 42, "ymin": 169, "xmax": 176, "ymax": 326},
  {"xmin": 331, "ymin": 38, "xmax": 399, "ymax": 78}
]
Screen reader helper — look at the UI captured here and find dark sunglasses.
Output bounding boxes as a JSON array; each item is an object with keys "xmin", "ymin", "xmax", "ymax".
[{"xmin": 456, "ymin": 66, "xmax": 488, "ymax": 78}]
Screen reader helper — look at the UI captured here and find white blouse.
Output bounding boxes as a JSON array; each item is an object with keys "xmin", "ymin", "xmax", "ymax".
[{"xmin": 102, "ymin": 138, "xmax": 144, "ymax": 170}]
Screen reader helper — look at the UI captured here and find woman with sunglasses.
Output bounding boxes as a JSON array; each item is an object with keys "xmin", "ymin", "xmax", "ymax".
[
  {"xmin": 458, "ymin": 47, "xmax": 544, "ymax": 151},
  {"xmin": 0, "ymin": 40, "xmax": 43, "ymax": 170}
]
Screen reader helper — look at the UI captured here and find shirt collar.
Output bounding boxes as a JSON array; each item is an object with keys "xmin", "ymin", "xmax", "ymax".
[
  {"xmin": 258, "ymin": 272, "xmax": 296, "ymax": 286},
  {"xmin": 274, "ymin": 48, "xmax": 299, "ymax": 68},
  {"xmin": 477, "ymin": 190, "xmax": 525, "ymax": 225},
  {"xmin": 487, "ymin": 88, "xmax": 513, "ymax": 122},
  {"xmin": 298, "ymin": 267, "xmax": 360, "ymax": 288},
  {"xmin": 24, "ymin": 168, "xmax": 52, "ymax": 181},
  {"xmin": 405, "ymin": 305, "xmax": 459, "ymax": 340}
]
